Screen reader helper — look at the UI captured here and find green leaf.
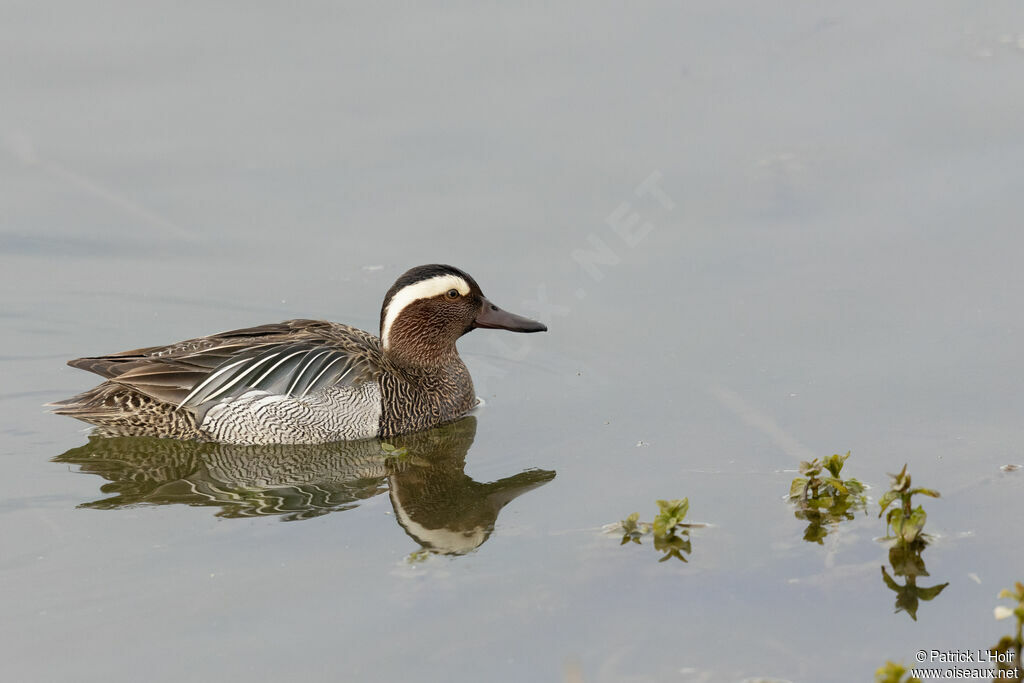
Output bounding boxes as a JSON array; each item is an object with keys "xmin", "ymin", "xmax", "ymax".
[
  {"xmin": 916, "ymin": 582, "xmax": 949, "ymax": 601},
  {"xmin": 406, "ymin": 549, "xmax": 432, "ymax": 564},
  {"xmin": 888, "ymin": 542, "xmax": 928, "ymax": 577},
  {"xmin": 807, "ymin": 496, "xmax": 834, "ymax": 509},
  {"xmin": 798, "ymin": 460, "xmax": 818, "ymax": 476},
  {"xmin": 880, "ymin": 566, "xmax": 901, "ymax": 591},
  {"xmin": 823, "ymin": 452, "xmax": 850, "ymax": 478},
  {"xmin": 878, "ymin": 490, "xmax": 900, "ymax": 516},
  {"xmin": 654, "ymin": 530, "xmax": 691, "ymax": 562},
  {"xmin": 803, "ymin": 524, "xmax": 828, "ymax": 544},
  {"xmin": 790, "ymin": 478, "xmax": 808, "ymax": 499},
  {"xmin": 619, "ymin": 512, "xmax": 652, "ymax": 544},
  {"xmin": 900, "ymin": 506, "xmax": 927, "ymax": 543},
  {"xmin": 886, "ymin": 507, "xmax": 904, "ymax": 537},
  {"xmin": 844, "ymin": 478, "xmax": 866, "ymax": 495},
  {"xmin": 888, "ymin": 464, "xmax": 911, "ymax": 491},
  {"xmin": 823, "ymin": 477, "xmax": 849, "ymax": 495},
  {"xmin": 909, "ymin": 487, "xmax": 941, "ymax": 499},
  {"xmin": 653, "ymin": 498, "xmax": 689, "ymax": 536},
  {"xmin": 656, "ymin": 498, "xmax": 689, "ymax": 518}
]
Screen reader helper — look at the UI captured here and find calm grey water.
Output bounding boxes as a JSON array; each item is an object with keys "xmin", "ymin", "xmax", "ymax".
[{"xmin": 2, "ymin": 2, "xmax": 1023, "ymax": 681}]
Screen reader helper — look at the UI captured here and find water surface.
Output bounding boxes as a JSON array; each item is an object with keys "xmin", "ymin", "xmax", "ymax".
[{"xmin": 2, "ymin": 2, "xmax": 1024, "ymax": 681}]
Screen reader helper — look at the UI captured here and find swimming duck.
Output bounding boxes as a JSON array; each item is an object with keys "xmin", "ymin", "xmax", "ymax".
[{"xmin": 52, "ymin": 264, "xmax": 547, "ymax": 444}]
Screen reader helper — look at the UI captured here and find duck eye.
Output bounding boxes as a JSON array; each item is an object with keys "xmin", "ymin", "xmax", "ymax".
[{"xmin": 446, "ymin": 289, "xmax": 460, "ymax": 299}]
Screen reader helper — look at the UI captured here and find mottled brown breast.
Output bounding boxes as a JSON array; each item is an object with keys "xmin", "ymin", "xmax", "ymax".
[{"xmin": 377, "ymin": 356, "xmax": 477, "ymax": 438}]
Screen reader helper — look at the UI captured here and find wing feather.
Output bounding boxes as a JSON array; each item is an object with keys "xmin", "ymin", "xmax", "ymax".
[
  {"xmin": 178, "ymin": 345, "xmax": 370, "ymax": 415},
  {"xmin": 63, "ymin": 320, "xmax": 381, "ymax": 416}
]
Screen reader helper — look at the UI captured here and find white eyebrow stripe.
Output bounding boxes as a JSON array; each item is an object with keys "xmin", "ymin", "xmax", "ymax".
[
  {"xmin": 285, "ymin": 350, "xmax": 332, "ymax": 396},
  {"xmin": 177, "ymin": 357, "xmax": 251, "ymax": 408},
  {"xmin": 381, "ymin": 274, "xmax": 470, "ymax": 349},
  {"xmin": 301, "ymin": 354, "xmax": 353, "ymax": 398},
  {"xmin": 199, "ymin": 352, "xmax": 281, "ymax": 404}
]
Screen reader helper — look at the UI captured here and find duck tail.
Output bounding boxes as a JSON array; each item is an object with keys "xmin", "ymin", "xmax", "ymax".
[
  {"xmin": 46, "ymin": 383, "xmax": 125, "ymax": 420},
  {"xmin": 48, "ymin": 382, "xmax": 203, "ymax": 438}
]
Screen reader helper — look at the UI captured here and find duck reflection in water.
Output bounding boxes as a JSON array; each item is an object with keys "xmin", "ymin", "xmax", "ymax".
[{"xmin": 54, "ymin": 416, "xmax": 554, "ymax": 555}]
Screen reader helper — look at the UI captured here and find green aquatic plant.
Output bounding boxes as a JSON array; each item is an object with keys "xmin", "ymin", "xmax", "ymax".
[
  {"xmin": 878, "ymin": 464, "xmax": 939, "ymax": 544},
  {"xmin": 380, "ymin": 441, "xmax": 410, "ymax": 460},
  {"xmin": 991, "ymin": 581, "xmax": 1024, "ymax": 680},
  {"xmin": 874, "ymin": 661, "xmax": 921, "ymax": 683},
  {"xmin": 406, "ymin": 549, "xmax": 433, "ymax": 564},
  {"xmin": 616, "ymin": 498, "xmax": 698, "ymax": 563},
  {"xmin": 619, "ymin": 512, "xmax": 651, "ymax": 545},
  {"xmin": 789, "ymin": 452, "xmax": 864, "ymax": 503},
  {"xmin": 788, "ymin": 452, "xmax": 866, "ymax": 544},
  {"xmin": 653, "ymin": 498, "xmax": 689, "ymax": 537},
  {"xmin": 875, "ymin": 465, "xmax": 946, "ymax": 620}
]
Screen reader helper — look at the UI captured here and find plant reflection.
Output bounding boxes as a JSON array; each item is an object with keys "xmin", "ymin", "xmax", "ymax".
[
  {"xmin": 54, "ymin": 416, "xmax": 555, "ymax": 555},
  {"xmin": 880, "ymin": 538, "xmax": 948, "ymax": 622},
  {"xmin": 877, "ymin": 465, "xmax": 947, "ymax": 621}
]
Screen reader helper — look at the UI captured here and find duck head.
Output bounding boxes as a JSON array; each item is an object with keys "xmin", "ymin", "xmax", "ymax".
[{"xmin": 379, "ymin": 264, "xmax": 547, "ymax": 363}]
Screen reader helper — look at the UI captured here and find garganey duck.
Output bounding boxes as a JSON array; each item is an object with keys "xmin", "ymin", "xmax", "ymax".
[{"xmin": 52, "ymin": 264, "xmax": 547, "ymax": 444}]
